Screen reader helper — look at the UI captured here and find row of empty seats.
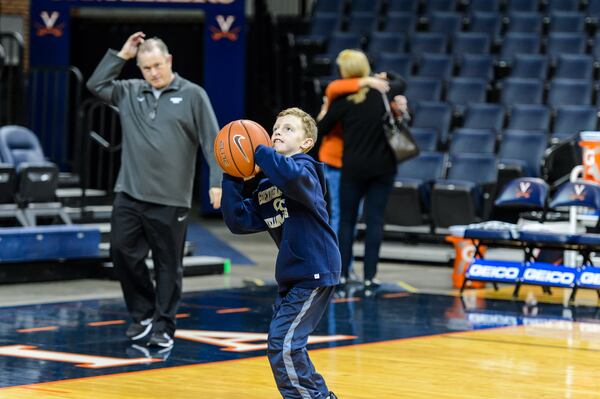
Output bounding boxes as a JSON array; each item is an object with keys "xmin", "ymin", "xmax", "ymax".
[
  {"xmin": 314, "ymin": 0, "xmax": 600, "ymax": 16},
  {"xmin": 411, "ymin": 101, "xmax": 598, "ymax": 144}
]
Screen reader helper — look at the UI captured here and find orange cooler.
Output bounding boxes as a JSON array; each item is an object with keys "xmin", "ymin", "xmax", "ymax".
[{"xmin": 580, "ymin": 131, "xmax": 600, "ymax": 183}]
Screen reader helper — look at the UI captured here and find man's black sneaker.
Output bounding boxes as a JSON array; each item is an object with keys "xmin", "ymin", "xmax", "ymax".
[
  {"xmin": 125, "ymin": 318, "xmax": 153, "ymax": 341},
  {"xmin": 327, "ymin": 392, "xmax": 338, "ymax": 399},
  {"xmin": 147, "ymin": 331, "xmax": 174, "ymax": 348}
]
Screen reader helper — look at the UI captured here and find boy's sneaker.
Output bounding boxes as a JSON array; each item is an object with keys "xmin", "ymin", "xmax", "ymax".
[
  {"xmin": 125, "ymin": 318, "xmax": 153, "ymax": 341},
  {"xmin": 147, "ymin": 331, "xmax": 174, "ymax": 348},
  {"xmin": 326, "ymin": 392, "xmax": 338, "ymax": 399}
]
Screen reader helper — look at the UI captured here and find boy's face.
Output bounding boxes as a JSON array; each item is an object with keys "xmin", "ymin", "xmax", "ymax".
[{"xmin": 272, "ymin": 115, "xmax": 313, "ymax": 157}]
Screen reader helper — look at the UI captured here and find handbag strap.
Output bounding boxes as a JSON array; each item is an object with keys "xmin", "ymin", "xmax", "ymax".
[{"xmin": 381, "ymin": 92, "xmax": 395, "ymax": 125}]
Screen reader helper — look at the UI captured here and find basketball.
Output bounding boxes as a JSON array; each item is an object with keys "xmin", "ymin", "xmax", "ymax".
[{"xmin": 214, "ymin": 119, "xmax": 272, "ymax": 178}]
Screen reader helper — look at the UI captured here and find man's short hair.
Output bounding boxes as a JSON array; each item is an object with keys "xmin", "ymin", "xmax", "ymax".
[
  {"xmin": 277, "ymin": 107, "xmax": 317, "ymax": 152},
  {"xmin": 137, "ymin": 37, "xmax": 170, "ymax": 59}
]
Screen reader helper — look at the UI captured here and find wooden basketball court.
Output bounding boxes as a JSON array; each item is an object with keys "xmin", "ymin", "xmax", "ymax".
[{"xmin": 1, "ymin": 285, "xmax": 599, "ymax": 398}]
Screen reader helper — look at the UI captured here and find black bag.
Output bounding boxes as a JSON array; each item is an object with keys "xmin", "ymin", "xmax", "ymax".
[{"xmin": 381, "ymin": 93, "xmax": 419, "ymax": 162}]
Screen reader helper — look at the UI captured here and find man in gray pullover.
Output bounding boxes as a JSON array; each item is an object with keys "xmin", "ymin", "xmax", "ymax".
[{"xmin": 87, "ymin": 31, "xmax": 222, "ymax": 348}]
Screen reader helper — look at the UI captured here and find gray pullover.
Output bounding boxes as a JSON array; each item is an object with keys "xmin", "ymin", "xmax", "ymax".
[{"xmin": 86, "ymin": 49, "xmax": 222, "ymax": 208}]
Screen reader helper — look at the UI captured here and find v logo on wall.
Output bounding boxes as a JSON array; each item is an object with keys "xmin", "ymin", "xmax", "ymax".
[
  {"xmin": 209, "ymin": 15, "xmax": 240, "ymax": 41},
  {"xmin": 35, "ymin": 11, "xmax": 65, "ymax": 37}
]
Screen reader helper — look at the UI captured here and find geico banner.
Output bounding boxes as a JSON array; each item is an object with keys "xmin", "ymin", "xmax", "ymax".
[
  {"xmin": 465, "ymin": 259, "xmax": 523, "ymax": 283},
  {"xmin": 577, "ymin": 267, "xmax": 600, "ymax": 289},
  {"xmin": 521, "ymin": 262, "xmax": 578, "ymax": 287}
]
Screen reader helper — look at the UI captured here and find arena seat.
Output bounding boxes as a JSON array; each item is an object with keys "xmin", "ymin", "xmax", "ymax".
[
  {"xmin": 430, "ymin": 152, "xmax": 498, "ymax": 228},
  {"xmin": 0, "ymin": 125, "xmax": 71, "ymax": 225},
  {"xmin": 384, "ymin": 151, "xmax": 447, "ymax": 227}
]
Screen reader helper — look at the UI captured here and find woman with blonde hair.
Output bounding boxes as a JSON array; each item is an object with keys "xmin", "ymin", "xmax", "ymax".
[{"xmin": 317, "ymin": 49, "xmax": 407, "ymax": 292}]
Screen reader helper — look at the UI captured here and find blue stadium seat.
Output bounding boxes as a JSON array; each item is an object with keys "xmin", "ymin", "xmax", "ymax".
[
  {"xmin": 505, "ymin": 11, "xmax": 544, "ymax": 34},
  {"xmin": 547, "ymin": 78, "xmax": 592, "ymax": 107},
  {"xmin": 312, "ymin": 31, "xmax": 362, "ymax": 75},
  {"xmin": 431, "ymin": 153, "xmax": 498, "ymax": 227},
  {"xmin": 348, "ymin": 0, "xmax": 381, "ymax": 13},
  {"xmin": 416, "ymin": 53, "xmax": 453, "ymax": 80},
  {"xmin": 546, "ymin": 0, "xmax": 580, "ymax": 12},
  {"xmin": 424, "ymin": 0, "xmax": 456, "ymax": 12},
  {"xmin": 382, "ymin": 12, "xmax": 417, "ymax": 34},
  {"xmin": 507, "ymin": 104, "xmax": 551, "ymax": 131},
  {"xmin": 588, "ymin": 0, "xmax": 600, "ymax": 18},
  {"xmin": 345, "ymin": 12, "xmax": 378, "ymax": 38},
  {"xmin": 452, "ymin": 32, "xmax": 490, "ymax": 56},
  {"xmin": 510, "ymin": 54, "xmax": 549, "ymax": 79},
  {"xmin": 498, "ymin": 130, "xmax": 548, "ymax": 177},
  {"xmin": 548, "ymin": 11, "xmax": 586, "ymax": 32},
  {"xmin": 463, "ymin": 103, "xmax": 505, "ymax": 133},
  {"xmin": 552, "ymin": 105, "xmax": 598, "ymax": 141},
  {"xmin": 448, "ymin": 128, "xmax": 496, "ymax": 154},
  {"xmin": 554, "ymin": 53, "xmax": 594, "ymax": 79},
  {"xmin": 385, "ymin": 151, "xmax": 447, "ymax": 226},
  {"xmin": 412, "ymin": 101, "xmax": 453, "ymax": 143},
  {"xmin": 294, "ymin": 13, "xmax": 341, "ymax": 46},
  {"xmin": 445, "ymin": 77, "xmax": 488, "ymax": 114},
  {"xmin": 545, "ymin": 32, "xmax": 587, "ymax": 61},
  {"xmin": 494, "ymin": 177, "xmax": 549, "ymax": 209},
  {"xmin": 465, "ymin": 0, "xmax": 501, "ymax": 13},
  {"xmin": 505, "ymin": 0, "xmax": 539, "ymax": 12},
  {"xmin": 457, "ymin": 53, "xmax": 494, "ymax": 80},
  {"xmin": 312, "ymin": 0, "xmax": 346, "ymax": 14},
  {"xmin": 428, "ymin": 11, "xmax": 463, "ymax": 35},
  {"xmin": 405, "ymin": 77, "xmax": 443, "ymax": 104},
  {"xmin": 411, "ymin": 128, "xmax": 439, "ymax": 152},
  {"xmin": 468, "ymin": 12, "xmax": 502, "ymax": 44},
  {"xmin": 409, "ymin": 32, "xmax": 448, "ymax": 60},
  {"xmin": 373, "ymin": 52, "xmax": 413, "ymax": 77},
  {"xmin": 499, "ymin": 78, "xmax": 544, "ymax": 106},
  {"xmin": 0, "ymin": 125, "xmax": 71, "ymax": 225},
  {"xmin": 499, "ymin": 33, "xmax": 541, "ymax": 64},
  {"xmin": 367, "ymin": 32, "xmax": 406, "ymax": 63},
  {"xmin": 386, "ymin": 0, "xmax": 418, "ymax": 13}
]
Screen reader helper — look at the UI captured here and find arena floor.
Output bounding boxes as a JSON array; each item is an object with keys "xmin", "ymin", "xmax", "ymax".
[{"xmin": 1, "ymin": 218, "xmax": 600, "ymax": 398}]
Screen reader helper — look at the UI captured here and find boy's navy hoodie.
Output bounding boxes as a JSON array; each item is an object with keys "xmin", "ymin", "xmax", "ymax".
[{"xmin": 221, "ymin": 145, "xmax": 342, "ymax": 293}]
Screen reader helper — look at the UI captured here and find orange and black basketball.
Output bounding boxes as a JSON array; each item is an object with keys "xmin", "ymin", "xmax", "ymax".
[{"xmin": 214, "ymin": 119, "xmax": 272, "ymax": 178}]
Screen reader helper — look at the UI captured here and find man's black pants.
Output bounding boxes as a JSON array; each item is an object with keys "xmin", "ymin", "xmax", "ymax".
[{"xmin": 110, "ymin": 193, "xmax": 189, "ymax": 336}]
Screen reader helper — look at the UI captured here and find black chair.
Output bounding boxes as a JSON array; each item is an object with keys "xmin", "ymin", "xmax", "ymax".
[
  {"xmin": 384, "ymin": 151, "xmax": 447, "ymax": 227},
  {"xmin": 0, "ymin": 125, "xmax": 71, "ymax": 225},
  {"xmin": 431, "ymin": 153, "xmax": 498, "ymax": 228},
  {"xmin": 0, "ymin": 160, "xmax": 26, "ymax": 226}
]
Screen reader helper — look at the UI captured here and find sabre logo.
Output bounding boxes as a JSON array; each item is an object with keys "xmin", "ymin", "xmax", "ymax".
[
  {"xmin": 580, "ymin": 271, "xmax": 600, "ymax": 286},
  {"xmin": 468, "ymin": 265, "xmax": 520, "ymax": 280},
  {"xmin": 35, "ymin": 11, "xmax": 65, "ymax": 37},
  {"xmin": 232, "ymin": 135, "xmax": 249, "ymax": 162},
  {"xmin": 210, "ymin": 15, "xmax": 241, "ymax": 41},
  {"xmin": 515, "ymin": 181, "xmax": 531, "ymax": 198},
  {"xmin": 523, "ymin": 269, "xmax": 575, "ymax": 285}
]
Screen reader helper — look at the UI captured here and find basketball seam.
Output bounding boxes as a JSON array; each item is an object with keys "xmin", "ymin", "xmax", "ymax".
[
  {"xmin": 247, "ymin": 120, "xmax": 271, "ymax": 144},
  {"xmin": 240, "ymin": 120, "xmax": 256, "ymax": 171},
  {"xmin": 228, "ymin": 122, "xmax": 245, "ymax": 178}
]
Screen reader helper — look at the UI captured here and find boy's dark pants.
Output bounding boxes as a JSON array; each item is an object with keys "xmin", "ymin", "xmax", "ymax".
[
  {"xmin": 268, "ymin": 286, "xmax": 335, "ymax": 399},
  {"xmin": 110, "ymin": 192, "xmax": 188, "ymax": 336}
]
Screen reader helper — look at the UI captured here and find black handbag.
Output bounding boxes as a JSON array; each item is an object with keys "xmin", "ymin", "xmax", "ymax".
[{"xmin": 381, "ymin": 93, "xmax": 419, "ymax": 162}]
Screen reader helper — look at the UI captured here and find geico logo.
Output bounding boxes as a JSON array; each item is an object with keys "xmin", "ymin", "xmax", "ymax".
[
  {"xmin": 580, "ymin": 272, "xmax": 600, "ymax": 286},
  {"xmin": 467, "ymin": 313, "xmax": 518, "ymax": 326},
  {"xmin": 524, "ymin": 269, "xmax": 575, "ymax": 284},
  {"xmin": 469, "ymin": 265, "xmax": 519, "ymax": 279}
]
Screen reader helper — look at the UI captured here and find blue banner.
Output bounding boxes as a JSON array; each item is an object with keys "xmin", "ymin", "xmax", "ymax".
[
  {"xmin": 521, "ymin": 262, "xmax": 578, "ymax": 288},
  {"xmin": 466, "ymin": 259, "xmax": 523, "ymax": 283},
  {"xmin": 577, "ymin": 266, "xmax": 600, "ymax": 289}
]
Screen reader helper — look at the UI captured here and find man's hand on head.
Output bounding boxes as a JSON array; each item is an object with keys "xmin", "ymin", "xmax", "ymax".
[{"xmin": 118, "ymin": 32, "xmax": 146, "ymax": 60}]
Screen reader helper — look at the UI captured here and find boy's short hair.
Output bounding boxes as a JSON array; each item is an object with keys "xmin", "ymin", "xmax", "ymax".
[{"xmin": 276, "ymin": 107, "xmax": 317, "ymax": 152}]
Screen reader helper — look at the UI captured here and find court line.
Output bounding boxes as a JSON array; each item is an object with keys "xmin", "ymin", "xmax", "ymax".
[
  {"xmin": 216, "ymin": 308, "xmax": 251, "ymax": 314},
  {"xmin": 17, "ymin": 326, "xmax": 59, "ymax": 333},
  {"xmin": 443, "ymin": 333, "xmax": 600, "ymax": 353},
  {"xmin": 87, "ymin": 320, "xmax": 126, "ymax": 327}
]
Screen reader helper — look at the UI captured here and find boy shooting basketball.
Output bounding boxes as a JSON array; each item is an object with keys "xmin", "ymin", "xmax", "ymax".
[{"xmin": 221, "ymin": 108, "xmax": 341, "ymax": 399}]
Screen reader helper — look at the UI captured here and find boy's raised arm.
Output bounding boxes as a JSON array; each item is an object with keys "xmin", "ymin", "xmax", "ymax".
[{"xmin": 221, "ymin": 174, "xmax": 267, "ymax": 234}]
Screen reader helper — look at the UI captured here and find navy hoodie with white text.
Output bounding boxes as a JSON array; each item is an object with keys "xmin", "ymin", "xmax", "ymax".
[{"xmin": 221, "ymin": 145, "xmax": 341, "ymax": 293}]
